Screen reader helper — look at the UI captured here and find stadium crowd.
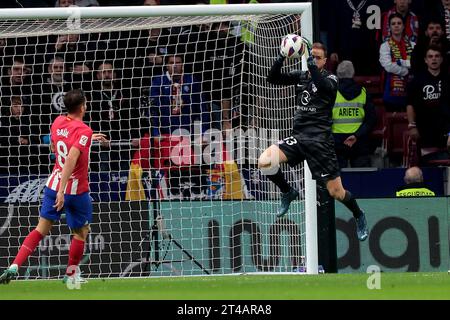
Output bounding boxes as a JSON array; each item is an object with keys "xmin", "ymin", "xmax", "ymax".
[{"xmin": 0, "ymin": 0, "xmax": 449, "ymax": 185}]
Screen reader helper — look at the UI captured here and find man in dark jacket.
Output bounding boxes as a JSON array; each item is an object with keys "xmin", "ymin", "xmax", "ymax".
[{"xmin": 332, "ymin": 60, "xmax": 376, "ymax": 168}]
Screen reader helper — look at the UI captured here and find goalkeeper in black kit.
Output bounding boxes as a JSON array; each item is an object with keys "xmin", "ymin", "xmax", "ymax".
[{"xmin": 258, "ymin": 40, "xmax": 368, "ymax": 241}]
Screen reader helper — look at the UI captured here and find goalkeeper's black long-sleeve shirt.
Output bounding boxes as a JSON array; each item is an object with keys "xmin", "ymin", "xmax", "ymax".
[{"xmin": 267, "ymin": 55, "xmax": 338, "ymax": 141}]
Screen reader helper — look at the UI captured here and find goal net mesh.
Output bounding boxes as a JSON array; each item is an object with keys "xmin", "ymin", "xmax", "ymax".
[{"xmin": 0, "ymin": 8, "xmax": 308, "ymax": 278}]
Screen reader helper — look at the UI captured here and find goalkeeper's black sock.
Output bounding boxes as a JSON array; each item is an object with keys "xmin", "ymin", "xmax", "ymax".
[
  {"xmin": 267, "ymin": 168, "xmax": 291, "ymax": 193},
  {"xmin": 339, "ymin": 190, "xmax": 362, "ymax": 219}
]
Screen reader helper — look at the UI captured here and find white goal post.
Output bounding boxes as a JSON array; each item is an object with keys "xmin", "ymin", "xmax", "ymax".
[{"xmin": 0, "ymin": 3, "xmax": 318, "ymax": 277}]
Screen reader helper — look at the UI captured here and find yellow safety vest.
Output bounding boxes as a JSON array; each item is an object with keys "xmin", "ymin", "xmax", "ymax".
[
  {"xmin": 332, "ymin": 88, "xmax": 366, "ymax": 134},
  {"xmin": 396, "ymin": 188, "xmax": 436, "ymax": 197},
  {"xmin": 210, "ymin": 0, "xmax": 258, "ymax": 44}
]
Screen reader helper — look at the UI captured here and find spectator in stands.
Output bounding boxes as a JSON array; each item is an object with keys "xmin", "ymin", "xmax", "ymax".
[
  {"xmin": 406, "ymin": 45, "xmax": 450, "ymax": 166},
  {"xmin": 202, "ymin": 21, "xmax": 244, "ymax": 131},
  {"xmin": 55, "ymin": 0, "xmax": 74, "ymax": 5},
  {"xmin": 0, "ymin": 57, "xmax": 32, "ymax": 113},
  {"xmin": 396, "ymin": 166, "xmax": 435, "ymax": 196},
  {"xmin": 47, "ymin": 56, "xmax": 65, "ymax": 87},
  {"xmin": 87, "ymin": 29, "xmax": 128, "ymax": 63},
  {"xmin": 52, "ymin": 34, "xmax": 92, "ymax": 74},
  {"xmin": 37, "ymin": 56, "xmax": 70, "ymax": 115},
  {"xmin": 28, "ymin": 55, "xmax": 72, "ymax": 172},
  {"xmin": 149, "ymin": 54, "xmax": 209, "ymax": 137},
  {"xmin": 89, "ymin": 62, "xmax": 145, "ymax": 171},
  {"xmin": 0, "ymin": 96, "xmax": 36, "ymax": 175},
  {"xmin": 411, "ymin": 19, "xmax": 450, "ymax": 74},
  {"xmin": 8, "ymin": 57, "xmax": 29, "ymax": 87},
  {"xmin": 1, "ymin": 56, "xmax": 31, "ymax": 91},
  {"xmin": 332, "ymin": 60, "xmax": 376, "ymax": 168},
  {"xmin": 0, "ymin": 96, "xmax": 31, "ymax": 146},
  {"xmin": 143, "ymin": 0, "xmax": 159, "ymax": 4},
  {"xmin": 139, "ymin": 28, "xmax": 168, "ymax": 86},
  {"xmin": 149, "ymin": 54, "xmax": 209, "ymax": 197},
  {"xmin": 146, "ymin": 48, "xmax": 165, "ymax": 78},
  {"xmin": 327, "ymin": 0, "xmax": 391, "ymax": 76},
  {"xmin": 55, "ymin": 0, "xmax": 99, "ymax": 6},
  {"xmin": 129, "ymin": 29, "xmax": 168, "ymax": 125},
  {"xmin": 380, "ymin": 0, "xmax": 419, "ymax": 43},
  {"xmin": 379, "ymin": 13, "xmax": 415, "ymax": 112}
]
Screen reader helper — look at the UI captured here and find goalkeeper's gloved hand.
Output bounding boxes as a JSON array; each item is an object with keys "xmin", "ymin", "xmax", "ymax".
[
  {"xmin": 302, "ymin": 36, "xmax": 313, "ymax": 57},
  {"xmin": 279, "ymin": 36, "xmax": 287, "ymax": 58},
  {"xmin": 301, "ymin": 37, "xmax": 315, "ymax": 69},
  {"xmin": 279, "ymin": 44, "xmax": 287, "ymax": 59},
  {"xmin": 276, "ymin": 52, "xmax": 286, "ymax": 64},
  {"xmin": 307, "ymin": 54, "xmax": 316, "ymax": 69}
]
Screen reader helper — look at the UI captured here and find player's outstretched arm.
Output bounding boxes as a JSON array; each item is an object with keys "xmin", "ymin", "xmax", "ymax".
[
  {"xmin": 267, "ymin": 54, "xmax": 308, "ymax": 86},
  {"xmin": 92, "ymin": 132, "xmax": 110, "ymax": 148},
  {"xmin": 53, "ymin": 147, "xmax": 81, "ymax": 211},
  {"xmin": 307, "ymin": 54, "xmax": 337, "ymax": 94},
  {"xmin": 92, "ymin": 133, "xmax": 108, "ymax": 142}
]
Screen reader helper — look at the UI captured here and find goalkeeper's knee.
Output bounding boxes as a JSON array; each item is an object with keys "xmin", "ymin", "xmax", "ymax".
[{"xmin": 258, "ymin": 152, "xmax": 279, "ymax": 176}]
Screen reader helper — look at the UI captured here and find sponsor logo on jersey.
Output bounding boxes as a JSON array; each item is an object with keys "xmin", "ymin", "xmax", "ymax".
[
  {"xmin": 299, "ymin": 106, "xmax": 317, "ymax": 112},
  {"xmin": 79, "ymin": 135, "xmax": 89, "ymax": 146},
  {"xmin": 301, "ymin": 90, "xmax": 311, "ymax": 105}
]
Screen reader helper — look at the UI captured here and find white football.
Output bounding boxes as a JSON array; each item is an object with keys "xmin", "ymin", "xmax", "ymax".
[{"xmin": 280, "ymin": 34, "xmax": 306, "ymax": 59}]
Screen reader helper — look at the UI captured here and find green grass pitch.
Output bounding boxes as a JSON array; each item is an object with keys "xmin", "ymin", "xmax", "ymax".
[{"xmin": 1, "ymin": 272, "xmax": 449, "ymax": 300}]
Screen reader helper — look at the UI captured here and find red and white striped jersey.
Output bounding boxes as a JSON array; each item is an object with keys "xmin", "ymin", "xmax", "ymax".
[{"xmin": 46, "ymin": 115, "xmax": 93, "ymax": 195}]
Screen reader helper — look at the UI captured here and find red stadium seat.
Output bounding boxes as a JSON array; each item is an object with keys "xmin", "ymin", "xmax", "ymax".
[
  {"xmin": 370, "ymin": 101, "xmax": 386, "ymax": 142},
  {"xmin": 421, "ymin": 147, "xmax": 450, "ymax": 167},
  {"xmin": 402, "ymin": 132, "xmax": 419, "ymax": 167},
  {"xmin": 382, "ymin": 112, "xmax": 408, "ymax": 166},
  {"xmin": 152, "ymin": 134, "xmax": 198, "ymax": 170},
  {"xmin": 402, "ymin": 135, "xmax": 450, "ymax": 168},
  {"xmin": 426, "ymin": 159, "xmax": 450, "ymax": 166},
  {"xmin": 354, "ymin": 75, "xmax": 382, "ymax": 97}
]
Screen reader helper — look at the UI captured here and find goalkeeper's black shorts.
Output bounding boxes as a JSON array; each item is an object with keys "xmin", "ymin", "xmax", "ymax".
[{"xmin": 277, "ymin": 134, "xmax": 340, "ymax": 182}]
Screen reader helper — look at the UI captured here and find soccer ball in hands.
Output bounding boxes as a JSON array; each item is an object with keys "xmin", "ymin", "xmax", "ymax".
[{"xmin": 280, "ymin": 34, "xmax": 307, "ymax": 59}]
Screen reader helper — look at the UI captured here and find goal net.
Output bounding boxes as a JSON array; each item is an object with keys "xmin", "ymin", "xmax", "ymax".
[{"xmin": 0, "ymin": 3, "xmax": 318, "ymax": 279}]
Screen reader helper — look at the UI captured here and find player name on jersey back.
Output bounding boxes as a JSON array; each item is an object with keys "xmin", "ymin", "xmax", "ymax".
[{"xmin": 56, "ymin": 128, "xmax": 69, "ymax": 138}]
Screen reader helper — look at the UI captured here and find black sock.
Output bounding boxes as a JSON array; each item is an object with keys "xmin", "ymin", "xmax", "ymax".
[
  {"xmin": 266, "ymin": 168, "xmax": 291, "ymax": 193},
  {"xmin": 340, "ymin": 190, "xmax": 362, "ymax": 219}
]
